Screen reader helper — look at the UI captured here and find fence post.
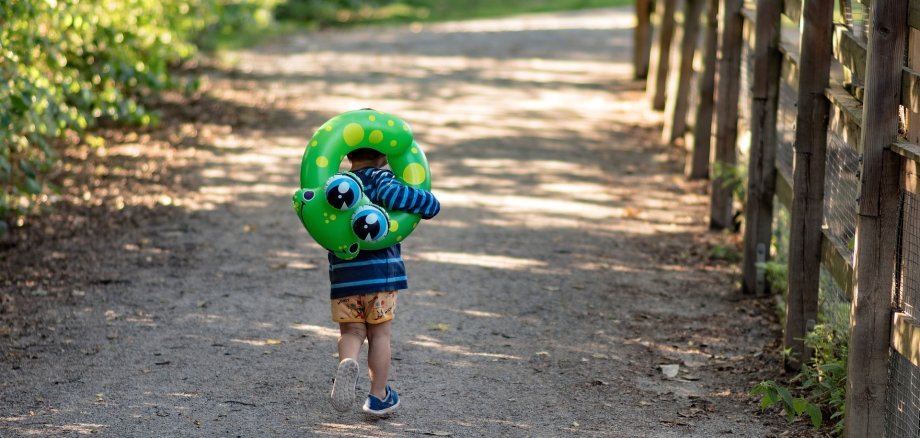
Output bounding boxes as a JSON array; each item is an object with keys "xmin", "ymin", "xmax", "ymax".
[
  {"xmin": 647, "ymin": 0, "xmax": 678, "ymax": 111},
  {"xmin": 634, "ymin": 0, "xmax": 654, "ymax": 80},
  {"xmin": 844, "ymin": 0, "xmax": 908, "ymax": 434},
  {"xmin": 663, "ymin": 0, "xmax": 705, "ymax": 145},
  {"xmin": 687, "ymin": 0, "xmax": 720, "ymax": 179},
  {"xmin": 784, "ymin": 0, "xmax": 834, "ymax": 369},
  {"xmin": 740, "ymin": 0, "xmax": 781, "ymax": 295},
  {"xmin": 710, "ymin": 0, "xmax": 744, "ymax": 230}
]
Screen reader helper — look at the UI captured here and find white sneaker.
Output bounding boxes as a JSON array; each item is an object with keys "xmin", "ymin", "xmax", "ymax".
[{"xmin": 330, "ymin": 358, "xmax": 359, "ymax": 412}]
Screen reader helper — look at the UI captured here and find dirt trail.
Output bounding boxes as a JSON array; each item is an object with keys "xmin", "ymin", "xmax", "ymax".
[{"xmin": 1, "ymin": 7, "xmax": 791, "ymax": 437}]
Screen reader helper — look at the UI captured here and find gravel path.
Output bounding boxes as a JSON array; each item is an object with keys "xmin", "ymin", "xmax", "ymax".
[{"xmin": 1, "ymin": 7, "xmax": 790, "ymax": 437}]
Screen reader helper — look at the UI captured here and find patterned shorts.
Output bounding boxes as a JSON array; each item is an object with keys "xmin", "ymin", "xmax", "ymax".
[{"xmin": 331, "ymin": 291, "xmax": 397, "ymax": 325}]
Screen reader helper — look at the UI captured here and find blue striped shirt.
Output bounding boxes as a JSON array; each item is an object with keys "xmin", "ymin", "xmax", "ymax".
[{"xmin": 328, "ymin": 167, "xmax": 440, "ymax": 298}]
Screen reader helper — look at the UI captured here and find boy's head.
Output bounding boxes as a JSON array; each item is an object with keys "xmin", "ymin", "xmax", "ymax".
[{"xmin": 347, "ymin": 148, "xmax": 387, "ymax": 169}]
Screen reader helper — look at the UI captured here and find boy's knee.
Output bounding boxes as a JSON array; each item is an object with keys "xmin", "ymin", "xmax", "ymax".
[
  {"xmin": 340, "ymin": 322, "xmax": 367, "ymax": 339},
  {"xmin": 366, "ymin": 321, "xmax": 391, "ymax": 341}
]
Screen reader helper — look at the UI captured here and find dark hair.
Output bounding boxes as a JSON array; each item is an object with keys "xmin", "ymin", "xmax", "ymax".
[{"xmin": 346, "ymin": 148, "xmax": 384, "ymax": 162}]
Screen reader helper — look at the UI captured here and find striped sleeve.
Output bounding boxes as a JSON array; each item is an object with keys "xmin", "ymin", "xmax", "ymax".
[{"xmin": 370, "ymin": 169, "xmax": 440, "ymax": 219}]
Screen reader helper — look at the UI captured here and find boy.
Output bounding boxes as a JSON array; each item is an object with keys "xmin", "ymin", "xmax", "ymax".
[{"xmin": 328, "ymin": 147, "xmax": 440, "ymax": 416}]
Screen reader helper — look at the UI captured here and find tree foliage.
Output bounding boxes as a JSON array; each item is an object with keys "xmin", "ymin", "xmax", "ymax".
[{"xmin": 0, "ymin": 0, "xmax": 276, "ymax": 230}]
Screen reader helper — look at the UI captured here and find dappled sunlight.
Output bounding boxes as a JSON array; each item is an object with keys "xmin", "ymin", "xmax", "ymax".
[
  {"xmin": 413, "ymin": 301, "xmax": 504, "ymax": 318},
  {"xmin": 407, "ymin": 251, "xmax": 544, "ymax": 270},
  {"xmin": 1, "ymin": 422, "xmax": 108, "ymax": 436},
  {"xmin": 312, "ymin": 422, "xmax": 402, "ymax": 437},
  {"xmin": 229, "ymin": 338, "xmax": 284, "ymax": 346},
  {"xmin": 427, "ymin": 9, "xmax": 635, "ymax": 33},
  {"xmin": 408, "ymin": 335, "xmax": 522, "ymax": 360},
  {"xmin": 179, "ymin": 312, "xmax": 225, "ymax": 323},
  {"xmin": 571, "ymin": 261, "xmax": 643, "ymax": 272},
  {"xmin": 291, "ymin": 323, "xmax": 339, "ymax": 338},
  {"xmin": 460, "ymin": 309, "xmax": 502, "ymax": 318}
]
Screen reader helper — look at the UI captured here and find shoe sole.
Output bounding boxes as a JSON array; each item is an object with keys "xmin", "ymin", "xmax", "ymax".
[
  {"xmin": 330, "ymin": 358, "xmax": 358, "ymax": 412},
  {"xmin": 363, "ymin": 398, "xmax": 400, "ymax": 417}
]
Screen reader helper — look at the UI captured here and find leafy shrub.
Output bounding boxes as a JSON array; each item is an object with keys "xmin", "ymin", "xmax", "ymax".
[
  {"xmin": 753, "ymin": 324, "xmax": 848, "ymax": 434},
  {"xmin": 0, "ymin": 0, "xmax": 276, "ymax": 231}
]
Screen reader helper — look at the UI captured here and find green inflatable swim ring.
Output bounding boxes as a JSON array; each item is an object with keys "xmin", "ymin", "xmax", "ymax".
[{"xmin": 292, "ymin": 109, "xmax": 431, "ymax": 260}]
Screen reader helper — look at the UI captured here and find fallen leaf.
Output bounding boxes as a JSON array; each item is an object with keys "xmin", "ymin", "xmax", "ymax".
[
  {"xmin": 623, "ymin": 207, "xmax": 643, "ymax": 218},
  {"xmin": 265, "ymin": 339, "xmax": 283, "ymax": 345},
  {"xmin": 243, "ymin": 224, "xmax": 256, "ymax": 232},
  {"xmin": 430, "ymin": 324, "xmax": 449, "ymax": 331}
]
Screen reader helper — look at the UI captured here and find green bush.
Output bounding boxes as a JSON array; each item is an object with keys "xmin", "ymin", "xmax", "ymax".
[{"xmin": 0, "ymin": 0, "xmax": 276, "ymax": 230}]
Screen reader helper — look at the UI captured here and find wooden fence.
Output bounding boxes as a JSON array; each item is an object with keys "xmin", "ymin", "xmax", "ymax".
[{"xmin": 636, "ymin": 0, "xmax": 920, "ymax": 435}]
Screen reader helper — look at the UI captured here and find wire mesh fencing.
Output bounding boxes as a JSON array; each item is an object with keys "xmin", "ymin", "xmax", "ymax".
[
  {"xmin": 886, "ymin": 189, "xmax": 920, "ymax": 438},
  {"xmin": 896, "ymin": 190, "xmax": 920, "ymax": 319},
  {"xmin": 887, "ymin": 347, "xmax": 920, "ymax": 438},
  {"xmin": 822, "ymin": 130, "xmax": 860, "ymax": 257},
  {"xmin": 775, "ymin": 80, "xmax": 796, "ymax": 180}
]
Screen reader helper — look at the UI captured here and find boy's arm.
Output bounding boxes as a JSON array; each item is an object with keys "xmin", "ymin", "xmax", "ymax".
[{"xmin": 372, "ymin": 170, "xmax": 440, "ymax": 219}]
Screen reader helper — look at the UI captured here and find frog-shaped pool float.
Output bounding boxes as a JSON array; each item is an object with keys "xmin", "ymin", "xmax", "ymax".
[{"xmin": 293, "ymin": 109, "xmax": 431, "ymax": 260}]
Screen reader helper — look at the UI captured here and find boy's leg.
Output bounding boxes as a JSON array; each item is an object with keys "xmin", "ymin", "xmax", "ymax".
[
  {"xmin": 366, "ymin": 320, "xmax": 391, "ymax": 399},
  {"xmin": 330, "ymin": 322, "xmax": 366, "ymax": 412},
  {"xmin": 337, "ymin": 322, "xmax": 366, "ymax": 361}
]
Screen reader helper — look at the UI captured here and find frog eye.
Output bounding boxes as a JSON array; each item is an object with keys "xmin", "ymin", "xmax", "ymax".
[
  {"xmin": 351, "ymin": 205, "xmax": 389, "ymax": 243},
  {"xmin": 324, "ymin": 173, "xmax": 362, "ymax": 210}
]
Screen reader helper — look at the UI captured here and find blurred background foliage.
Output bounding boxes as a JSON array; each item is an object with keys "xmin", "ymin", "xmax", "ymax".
[{"xmin": 0, "ymin": 0, "xmax": 626, "ymax": 233}]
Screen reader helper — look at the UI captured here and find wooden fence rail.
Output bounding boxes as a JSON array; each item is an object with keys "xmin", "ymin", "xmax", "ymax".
[{"xmin": 634, "ymin": 0, "xmax": 920, "ymax": 435}]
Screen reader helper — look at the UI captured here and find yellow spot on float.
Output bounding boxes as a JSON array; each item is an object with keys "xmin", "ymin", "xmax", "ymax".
[
  {"xmin": 343, "ymin": 123, "xmax": 365, "ymax": 146},
  {"xmin": 402, "ymin": 124, "xmax": 409, "ymax": 131},
  {"xmin": 311, "ymin": 140, "xmax": 318, "ymax": 147},
  {"xmin": 316, "ymin": 156, "xmax": 329, "ymax": 168},
  {"xmin": 368, "ymin": 115, "xmax": 376, "ymax": 121},
  {"xmin": 325, "ymin": 220, "xmax": 329, "ymax": 224},
  {"xmin": 412, "ymin": 147, "xmax": 418, "ymax": 154},
  {"xmin": 390, "ymin": 140, "xmax": 397, "ymax": 147},
  {"xmin": 330, "ymin": 215, "xmax": 337, "ymax": 221},
  {"xmin": 396, "ymin": 235, "xmax": 403, "ymax": 242},
  {"xmin": 369, "ymin": 130, "xmax": 384, "ymax": 144},
  {"xmin": 387, "ymin": 120, "xmax": 395, "ymax": 127},
  {"xmin": 412, "ymin": 222, "xmax": 418, "ymax": 229},
  {"xmin": 402, "ymin": 163, "xmax": 426, "ymax": 185},
  {"xmin": 324, "ymin": 125, "xmax": 333, "ymax": 132},
  {"xmin": 389, "ymin": 220, "xmax": 399, "ymax": 232},
  {"xmin": 324, "ymin": 212, "xmax": 328, "ymax": 216}
]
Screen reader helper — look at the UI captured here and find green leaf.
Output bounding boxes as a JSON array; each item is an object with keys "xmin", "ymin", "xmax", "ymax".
[
  {"xmin": 760, "ymin": 394, "xmax": 776, "ymax": 410},
  {"xmin": 792, "ymin": 398, "xmax": 809, "ymax": 415},
  {"xmin": 0, "ymin": 156, "xmax": 11, "ymax": 178},
  {"xmin": 22, "ymin": 177, "xmax": 42, "ymax": 195},
  {"xmin": 775, "ymin": 385, "xmax": 795, "ymax": 411},
  {"xmin": 803, "ymin": 402, "xmax": 823, "ymax": 428},
  {"xmin": 19, "ymin": 159, "xmax": 36, "ymax": 178},
  {"xmin": 11, "ymin": 93, "xmax": 29, "ymax": 113}
]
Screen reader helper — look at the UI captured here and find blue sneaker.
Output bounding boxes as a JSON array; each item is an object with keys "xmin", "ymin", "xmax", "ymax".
[
  {"xmin": 330, "ymin": 358, "xmax": 359, "ymax": 412},
  {"xmin": 362, "ymin": 385, "xmax": 400, "ymax": 416}
]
